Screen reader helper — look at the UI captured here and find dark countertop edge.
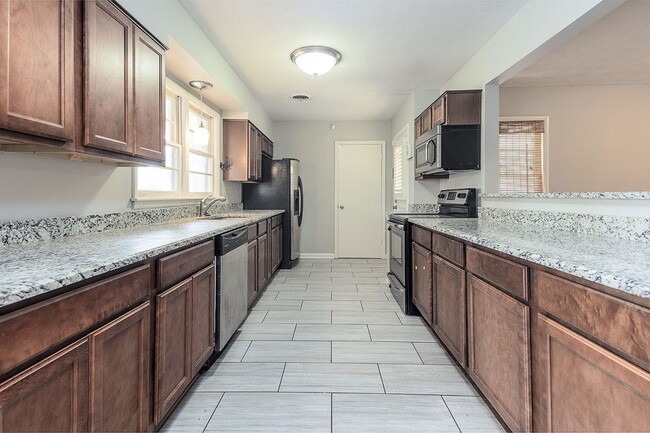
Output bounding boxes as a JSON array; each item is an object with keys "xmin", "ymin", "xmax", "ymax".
[
  {"xmin": 0, "ymin": 210, "xmax": 284, "ymax": 314},
  {"xmin": 409, "ymin": 219, "xmax": 650, "ymax": 308}
]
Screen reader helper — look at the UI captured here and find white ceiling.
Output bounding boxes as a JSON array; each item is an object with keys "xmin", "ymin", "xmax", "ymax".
[
  {"xmin": 504, "ymin": 0, "xmax": 650, "ymax": 87},
  {"xmin": 179, "ymin": 0, "xmax": 526, "ymax": 121}
]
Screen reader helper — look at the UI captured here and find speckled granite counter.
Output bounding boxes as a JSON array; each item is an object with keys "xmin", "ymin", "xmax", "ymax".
[
  {"xmin": 0, "ymin": 210, "xmax": 283, "ymax": 310},
  {"xmin": 409, "ymin": 217, "xmax": 650, "ymax": 302}
]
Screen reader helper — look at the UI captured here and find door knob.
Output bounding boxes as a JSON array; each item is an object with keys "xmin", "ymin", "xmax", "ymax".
[{"xmin": 339, "ymin": 205, "xmax": 345, "ymax": 209}]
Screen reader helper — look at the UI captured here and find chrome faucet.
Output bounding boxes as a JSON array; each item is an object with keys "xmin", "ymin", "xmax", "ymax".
[{"xmin": 198, "ymin": 195, "xmax": 227, "ymax": 217}]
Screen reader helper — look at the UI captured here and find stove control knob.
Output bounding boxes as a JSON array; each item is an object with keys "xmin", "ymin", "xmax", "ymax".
[{"xmin": 438, "ymin": 193, "xmax": 445, "ymax": 199}]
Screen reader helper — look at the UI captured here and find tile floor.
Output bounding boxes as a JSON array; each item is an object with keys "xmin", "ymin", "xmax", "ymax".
[{"xmin": 161, "ymin": 258, "xmax": 505, "ymax": 433}]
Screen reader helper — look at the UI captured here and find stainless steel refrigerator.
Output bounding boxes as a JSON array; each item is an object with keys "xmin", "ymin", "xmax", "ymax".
[{"xmin": 242, "ymin": 158, "xmax": 303, "ymax": 268}]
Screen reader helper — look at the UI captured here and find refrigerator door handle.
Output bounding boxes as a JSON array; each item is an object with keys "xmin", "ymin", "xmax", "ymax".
[{"xmin": 297, "ymin": 176, "xmax": 304, "ymax": 227}]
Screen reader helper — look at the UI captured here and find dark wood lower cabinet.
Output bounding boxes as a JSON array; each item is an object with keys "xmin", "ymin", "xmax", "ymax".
[
  {"xmin": 89, "ymin": 302, "xmax": 151, "ymax": 432},
  {"xmin": 155, "ymin": 278, "xmax": 192, "ymax": 424},
  {"xmin": 0, "ymin": 339, "xmax": 89, "ymax": 432},
  {"xmin": 534, "ymin": 314, "xmax": 650, "ymax": 432},
  {"xmin": 411, "ymin": 242, "xmax": 433, "ymax": 324},
  {"xmin": 271, "ymin": 225, "xmax": 282, "ymax": 272},
  {"xmin": 432, "ymin": 255, "xmax": 466, "ymax": 366},
  {"xmin": 190, "ymin": 266, "xmax": 215, "ymax": 377},
  {"xmin": 467, "ymin": 274, "xmax": 531, "ymax": 433},
  {"xmin": 248, "ymin": 239, "xmax": 258, "ymax": 305},
  {"xmin": 258, "ymin": 233, "xmax": 268, "ymax": 289}
]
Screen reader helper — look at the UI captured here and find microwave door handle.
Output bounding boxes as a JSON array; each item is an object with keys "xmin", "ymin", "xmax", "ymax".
[
  {"xmin": 424, "ymin": 143, "xmax": 429, "ymax": 166},
  {"xmin": 426, "ymin": 140, "xmax": 435, "ymax": 165}
]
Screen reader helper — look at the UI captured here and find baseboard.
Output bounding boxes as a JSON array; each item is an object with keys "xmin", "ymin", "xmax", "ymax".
[{"xmin": 300, "ymin": 253, "xmax": 336, "ymax": 259}]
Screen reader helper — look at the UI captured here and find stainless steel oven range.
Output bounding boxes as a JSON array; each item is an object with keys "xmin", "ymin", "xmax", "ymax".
[{"xmin": 387, "ymin": 188, "xmax": 477, "ymax": 315}]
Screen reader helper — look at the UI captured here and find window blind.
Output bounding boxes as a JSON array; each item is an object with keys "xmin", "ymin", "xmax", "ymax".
[
  {"xmin": 393, "ymin": 143, "xmax": 403, "ymax": 196},
  {"xmin": 498, "ymin": 120, "xmax": 545, "ymax": 193}
]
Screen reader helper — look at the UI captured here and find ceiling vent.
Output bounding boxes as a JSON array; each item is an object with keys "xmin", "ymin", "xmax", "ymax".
[{"xmin": 291, "ymin": 94, "xmax": 310, "ymax": 102}]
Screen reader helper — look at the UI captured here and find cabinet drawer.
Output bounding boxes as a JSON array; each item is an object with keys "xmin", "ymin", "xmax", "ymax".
[
  {"xmin": 158, "ymin": 240, "xmax": 215, "ymax": 290},
  {"xmin": 258, "ymin": 220, "xmax": 268, "ymax": 235},
  {"xmin": 0, "ymin": 265, "xmax": 150, "ymax": 377},
  {"xmin": 533, "ymin": 270, "xmax": 650, "ymax": 370},
  {"xmin": 248, "ymin": 224, "xmax": 257, "ymax": 241},
  {"xmin": 466, "ymin": 246, "xmax": 528, "ymax": 301},
  {"xmin": 411, "ymin": 225, "xmax": 432, "ymax": 250},
  {"xmin": 432, "ymin": 233, "xmax": 464, "ymax": 267},
  {"xmin": 272, "ymin": 215, "xmax": 282, "ymax": 228}
]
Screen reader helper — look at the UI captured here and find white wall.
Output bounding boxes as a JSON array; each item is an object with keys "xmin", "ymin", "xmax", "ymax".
[
  {"xmin": 500, "ymin": 85, "xmax": 650, "ymax": 192},
  {"xmin": 273, "ymin": 121, "xmax": 393, "ymax": 254},
  {"xmin": 0, "ymin": 0, "xmax": 270, "ymax": 222}
]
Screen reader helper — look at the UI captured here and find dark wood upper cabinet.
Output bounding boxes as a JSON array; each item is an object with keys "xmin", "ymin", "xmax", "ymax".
[
  {"xmin": 223, "ymin": 119, "xmax": 272, "ymax": 182},
  {"xmin": 0, "ymin": 339, "xmax": 89, "ymax": 433},
  {"xmin": 411, "ymin": 242, "xmax": 433, "ymax": 325},
  {"xmin": 467, "ymin": 274, "xmax": 531, "ymax": 432},
  {"xmin": 432, "ymin": 255, "xmax": 467, "ymax": 367},
  {"xmin": 190, "ymin": 265, "xmax": 216, "ymax": 377},
  {"xmin": 0, "ymin": 0, "xmax": 76, "ymax": 142},
  {"xmin": 133, "ymin": 27, "xmax": 165, "ymax": 161},
  {"xmin": 89, "ymin": 302, "xmax": 151, "ymax": 433},
  {"xmin": 415, "ymin": 90, "xmax": 482, "ymax": 140},
  {"xmin": 420, "ymin": 107, "xmax": 433, "ymax": 135},
  {"xmin": 432, "ymin": 95, "xmax": 446, "ymax": 126},
  {"xmin": 155, "ymin": 278, "xmax": 192, "ymax": 424},
  {"xmin": 84, "ymin": 0, "xmax": 133, "ymax": 155},
  {"xmin": 534, "ymin": 314, "xmax": 650, "ymax": 432}
]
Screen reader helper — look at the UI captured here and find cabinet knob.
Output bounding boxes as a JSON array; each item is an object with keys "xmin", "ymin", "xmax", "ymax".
[
  {"xmin": 339, "ymin": 205, "xmax": 345, "ymax": 209},
  {"xmin": 415, "ymin": 266, "xmax": 418, "ymax": 270}
]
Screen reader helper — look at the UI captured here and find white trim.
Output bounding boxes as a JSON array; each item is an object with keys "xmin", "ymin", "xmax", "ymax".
[
  {"xmin": 499, "ymin": 115, "xmax": 550, "ymax": 193},
  {"xmin": 334, "ymin": 140, "xmax": 386, "ymax": 259},
  {"xmin": 300, "ymin": 253, "xmax": 336, "ymax": 260},
  {"xmin": 392, "ymin": 123, "xmax": 410, "ymax": 208}
]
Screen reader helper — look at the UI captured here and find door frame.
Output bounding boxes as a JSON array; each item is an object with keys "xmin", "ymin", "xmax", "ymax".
[{"xmin": 334, "ymin": 140, "xmax": 386, "ymax": 258}]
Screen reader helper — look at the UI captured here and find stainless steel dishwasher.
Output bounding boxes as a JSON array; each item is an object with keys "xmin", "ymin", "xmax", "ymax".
[{"xmin": 216, "ymin": 226, "xmax": 249, "ymax": 351}]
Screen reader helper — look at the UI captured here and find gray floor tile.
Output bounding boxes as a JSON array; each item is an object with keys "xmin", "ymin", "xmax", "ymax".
[
  {"xmin": 159, "ymin": 392, "xmax": 223, "ymax": 433},
  {"xmin": 205, "ymin": 392, "xmax": 331, "ymax": 433},
  {"xmin": 255, "ymin": 291, "xmax": 278, "ymax": 302},
  {"xmin": 280, "ymin": 363, "xmax": 384, "ymax": 393},
  {"xmin": 242, "ymin": 310, "xmax": 268, "ymax": 324},
  {"xmin": 194, "ymin": 363, "xmax": 285, "ymax": 392},
  {"xmin": 284, "ymin": 277, "xmax": 333, "ymax": 284},
  {"xmin": 414, "ymin": 342, "xmax": 454, "ymax": 365},
  {"xmin": 332, "ymin": 291, "xmax": 390, "ymax": 301},
  {"xmin": 294, "ymin": 324, "xmax": 371, "ymax": 341},
  {"xmin": 368, "ymin": 324, "xmax": 436, "ymax": 342},
  {"xmin": 307, "ymin": 283, "xmax": 358, "ymax": 291},
  {"xmin": 331, "ymin": 311, "xmax": 401, "ymax": 325},
  {"xmin": 216, "ymin": 339, "xmax": 251, "ymax": 362},
  {"xmin": 443, "ymin": 396, "xmax": 506, "ymax": 432},
  {"xmin": 301, "ymin": 300, "xmax": 363, "ymax": 311},
  {"xmin": 250, "ymin": 300, "xmax": 302, "ymax": 311},
  {"xmin": 264, "ymin": 310, "xmax": 332, "ymax": 324},
  {"xmin": 236, "ymin": 323, "xmax": 296, "ymax": 340},
  {"xmin": 333, "ymin": 277, "xmax": 381, "ymax": 284},
  {"xmin": 380, "ymin": 364, "xmax": 478, "ymax": 395},
  {"xmin": 243, "ymin": 341, "xmax": 331, "ymax": 363},
  {"xmin": 332, "ymin": 341, "xmax": 423, "ymax": 364},
  {"xmin": 361, "ymin": 300, "xmax": 402, "ymax": 311},
  {"xmin": 275, "ymin": 291, "xmax": 332, "ymax": 300},
  {"xmin": 332, "ymin": 394, "xmax": 459, "ymax": 433},
  {"xmin": 396, "ymin": 313, "xmax": 427, "ymax": 325},
  {"xmin": 266, "ymin": 283, "xmax": 308, "ymax": 291}
]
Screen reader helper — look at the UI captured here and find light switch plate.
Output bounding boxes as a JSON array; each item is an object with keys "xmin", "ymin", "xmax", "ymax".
[{"xmin": 405, "ymin": 143, "xmax": 413, "ymax": 159}]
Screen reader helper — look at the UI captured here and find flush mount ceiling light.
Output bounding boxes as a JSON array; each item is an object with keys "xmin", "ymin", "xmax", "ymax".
[
  {"xmin": 188, "ymin": 80, "xmax": 213, "ymax": 149},
  {"xmin": 290, "ymin": 46, "xmax": 342, "ymax": 76}
]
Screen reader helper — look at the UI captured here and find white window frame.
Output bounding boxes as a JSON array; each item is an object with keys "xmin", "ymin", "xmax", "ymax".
[
  {"xmin": 132, "ymin": 79, "xmax": 221, "ymax": 204},
  {"xmin": 498, "ymin": 116, "xmax": 550, "ymax": 193},
  {"xmin": 392, "ymin": 123, "xmax": 409, "ymax": 205}
]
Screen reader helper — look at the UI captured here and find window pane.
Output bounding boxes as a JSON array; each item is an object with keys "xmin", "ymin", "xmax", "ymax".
[
  {"xmin": 188, "ymin": 106, "xmax": 211, "ymax": 154},
  {"xmin": 137, "ymin": 167, "xmax": 180, "ymax": 192},
  {"xmin": 189, "ymin": 173, "xmax": 213, "ymax": 193},
  {"xmin": 189, "ymin": 153, "xmax": 213, "ymax": 175},
  {"xmin": 165, "ymin": 93, "xmax": 179, "ymax": 144},
  {"xmin": 165, "ymin": 145, "xmax": 180, "ymax": 170}
]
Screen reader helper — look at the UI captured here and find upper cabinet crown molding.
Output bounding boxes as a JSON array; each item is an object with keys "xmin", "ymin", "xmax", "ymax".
[{"xmin": 0, "ymin": 0, "xmax": 168, "ymax": 167}]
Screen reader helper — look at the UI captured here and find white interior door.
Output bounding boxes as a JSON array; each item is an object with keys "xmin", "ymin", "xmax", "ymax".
[{"xmin": 336, "ymin": 141, "xmax": 385, "ymax": 258}]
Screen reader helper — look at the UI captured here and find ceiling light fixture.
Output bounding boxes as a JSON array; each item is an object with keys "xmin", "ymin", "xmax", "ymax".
[
  {"xmin": 290, "ymin": 46, "xmax": 342, "ymax": 76},
  {"xmin": 188, "ymin": 80, "xmax": 214, "ymax": 149}
]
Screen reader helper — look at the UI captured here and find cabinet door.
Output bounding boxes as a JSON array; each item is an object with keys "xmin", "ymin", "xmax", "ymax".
[
  {"xmin": 272, "ymin": 225, "xmax": 282, "ymax": 273},
  {"xmin": 433, "ymin": 95, "xmax": 446, "ymax": 126},
  {"xmin": 247, "ymin": 123, "xmax": 257, "ymax": 180},
  {"xmin": 534, "ymin": 314, "xmax": 650, "ymax": 432},
  {"xmin": 0, "ymin": 0, "xmax": 75, "ymax": 141},
  {"xmin": 84, "ymin": 0, "xmax": 133, "ymax": 155},
  {"xmin": 467, "ymin": 275, "xmax": 531, "ymax": 432},
  {"xmin": 191, "ymin": 265, "xmax": 215, "ymax": 376},
  {"xmin": 414, "ymin": 116, "xmax": 422, "ymax": 139},
  {"xmin": 89, "ymin": 303, "xmax": 151, "ymax": 433},
  {"xmin": 432, "ymin": 255, "xmax": 466, "ymax": 366},
  {"xmin": 248, "ymin": 239, "xmax": 258, "ymax": 305},
  {"xmin": 267, "ymin": 219, "xmax": 273, "ymax": 279},
  {"xmin": 258, "ymin": 233, "xmax": 268, "ymax": 289},
  {"xmin": 133, "ymin": 27, "xmax": 165, "ymax": 162},
  {"xmin": 0, "ymin": 339, "xmax": 89, "ymax": 432},
  {"xmin": 155, "ymin": 279, "xmax": 192, "ymax": 424},
  {"xmin": 421, "ymin": 107, "xmax": 432, "ymax": 134},
  {"xmin": 411, "ymin": 242, "xmax": 433, "ymax": 324}
]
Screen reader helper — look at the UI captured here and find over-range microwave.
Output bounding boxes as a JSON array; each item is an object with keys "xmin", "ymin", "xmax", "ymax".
[{"xmin": 414, "ymin": 125, "xmax": 481, "ymax": 177}]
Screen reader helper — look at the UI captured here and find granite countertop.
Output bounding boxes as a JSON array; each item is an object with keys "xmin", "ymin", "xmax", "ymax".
[
  {"xmin": 409, "ymin": 217, "xmax": 650, "ymax": 302},
  {"xmin": 0, "ymin": 210, "xmax": 283, "ymax": 310}
]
